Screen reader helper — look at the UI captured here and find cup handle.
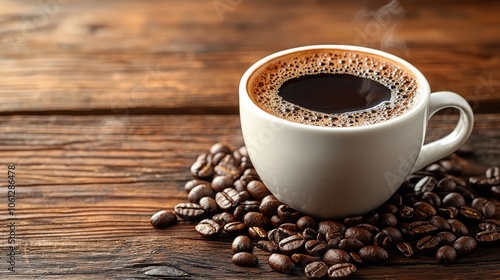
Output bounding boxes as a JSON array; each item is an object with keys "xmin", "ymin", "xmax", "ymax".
[{"xmin": 411, "ymin": 91, "xmax": 474, "ymax": 173}]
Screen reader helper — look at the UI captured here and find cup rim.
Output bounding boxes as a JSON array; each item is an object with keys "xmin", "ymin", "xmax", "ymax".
[{"xmin": 239, "ymin": 44, "xmax": 431, "ymax": 131}]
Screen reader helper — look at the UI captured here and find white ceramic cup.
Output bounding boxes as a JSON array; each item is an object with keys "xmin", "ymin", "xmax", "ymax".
[{"xmin": 239, "ymin": 45, "xmax": 474, "ymax": 219}]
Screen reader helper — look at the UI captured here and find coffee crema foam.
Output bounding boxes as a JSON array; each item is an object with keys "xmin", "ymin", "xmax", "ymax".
[{"xmin": 248, "ymin": 50, "xmax": 419, "ymax": 127}]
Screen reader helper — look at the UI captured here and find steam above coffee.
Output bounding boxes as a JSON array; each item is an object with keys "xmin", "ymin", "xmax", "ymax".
[{"xmin": 248, "ymin": 49, "xmax": 419, "ymax": 127}]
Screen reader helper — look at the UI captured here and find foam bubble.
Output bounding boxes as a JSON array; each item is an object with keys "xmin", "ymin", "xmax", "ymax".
[{"xmin": 248, "ymin": 50, "xmax": 419, "ymax": 127}]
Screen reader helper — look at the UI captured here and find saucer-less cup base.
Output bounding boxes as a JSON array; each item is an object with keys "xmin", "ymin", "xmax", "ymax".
[{"xmin": 239, "ymin": 45, "xmax": 474, "ymax": 219}]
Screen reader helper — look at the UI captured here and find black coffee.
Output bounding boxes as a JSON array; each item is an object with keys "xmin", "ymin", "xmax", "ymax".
[
  {"xmin": 249, "ymin": 49, "xmax": 419, "ymax": 127},
  {"xmin": 278, "ymin": 73, "xmax": 391, "ymax": 114}
]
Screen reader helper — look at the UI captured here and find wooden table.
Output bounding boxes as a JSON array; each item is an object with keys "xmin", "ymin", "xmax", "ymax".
[{"xmin": 1, "ymin": 0, "xmax": 499, "ymax": 279}]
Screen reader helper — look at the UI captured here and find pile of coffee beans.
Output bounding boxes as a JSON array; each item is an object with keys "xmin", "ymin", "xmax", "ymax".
[{"xmin": 151, "ymin": 143, "xmax": 499, "ymax": 279}]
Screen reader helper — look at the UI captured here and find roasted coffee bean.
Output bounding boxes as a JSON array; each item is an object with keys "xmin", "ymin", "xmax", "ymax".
[
  {"xmin": 268, "ymin": 253, "xmax": 296, "ymax": 274},
  {"xmin": 291, "ymin": 253, "xmax": 320, "ymax": 267},
  {"xmin": 389, "ymin": 194, "xmax": 403, "ymax": 208},
  {"xmin": 297, "ymin": 216, "xmax": 318, "ymax": 231},
  {"xmin": 469, "ymin": 177, "xmax": 500, "ymax": 191},
  {"xmin": 174, "ymin": 202, "xmax": 204, "ymax": 220},
  {"xmin": 436, "ymin": 245, "xmax": 457, "ymax": 264},
  {"xmin": 486, "ymin": 166, "xmax": 500, "ymax": 179},
  {"xmin": 479, "ymin": 219, "xmax": 500, "ymax": 232},
  {"xmin": 344, "ymin": 226, "xmax": 373, "ymax": 245},
  {"xmin": 259, "ymin": 196, "xmax": 282, "ymax": 217},
  {"xmin": 476, "ymin": 230, "xmax": 500, "ymax": 245},
  {"xmin": 214, "ymin": 161, "xmax": 241, "ymax": 179},
  {"xmin": 303, "ymin": 228, "xmax": 318, "ymax": 240},
  {"xmin": 492, "ymin": 186, "xmax": 500, "ymax": 199},
  {"xmin": 343, "ymin": 215, "xmax": 364, "ymax": 227},
  {"xmin": 339, "ymin": 238, "xmax": 365, "ymax": 252},
  {"xmin": 151, "ymin": 210, "xmax": 178, "ymax": 229},
  {"xmin": 438, "ymin": 206, "xmax": 459, "ymax": 219},
  {"xmin": 421, "ymin": 191, "xmax": 442, "ymax": 208},
  {"xmin": 380, "ymin": 203, "xmax": 399, "ymax": 214},
  {"xmin": 408, "ymin": 221, "xmax": 439, "ymax": 237},
  {"xmin": 257, "ymin": 240, "xmax": 278, "ymax": 253},
  {"xmin": 398, "ymin": 205, "xmax": 414, "ymax": 220},
  {"xmin": 425, "ymin": 164, "xmax": 446, "ymax": 178},
  {"xmin": 211, "ymin": 175, "xmax": 234, "ymax": 192},
  {"xmin": 234, "ymin": 200, "xmax": 260, "ymax": 220},
  {"xmin": 326, "ymin": 235, "xmax": 342, "ymax": 249},
  {"xmin": 209, "ymin": 142, "xmax": 231, "ymax": 155},
  {"xmin": 190, "ymin": 154, "xmax": 213, "ymax": 179},
  {"xmin": 379, "ymin": 213, "xmax": 398, "ymax": 227},
  {"xmin": 199, "ymin": 197, "xmax": 218, "ymax": 214},
  {"xmin": 224, "ymin": 221, "xmax": 247, "ymax": 236},
  {"xmin": 184, "ymin": 179, "xmax": 210, "ymax": 193},
  {"xmin": 447, "ymin": 219, "xmax": 469, "ymax": 236},
  {"xmin": 459, "ymin": 205, "xmax": 483, "ymax": 222},
  {"xmin": 416, "ymin": 235, "xmax": 440, "ymax": 253},
  {"xmin": 238, "ymin": 190, "xmax": 251, "ymax": 202},
  {"xmin": 349, "ymin": 252, "xmax": 363, "ymax": 264},
  {"xmin": 244, "ymin": 212, "xmax": 271, "ymax": 229},
  {"xmin": 305, "ymin": 239, "xmax": 328, "ymax": 256},
  {"xmin": 430, "ymin": 216, "xmax": 451, "ymax": 231},
  {"xmin": 215, "ymin": 188, "xmax": 240, "ymax": 210},
  {"xmin": 382, "ymin": 227, "xmax": 403, "ymax": 243},
  {"xmin": 232, "ymin": 252, "xmax": 258, "ymax": 267},
  {"xmin": 436, "ymin": 177, "xmax": 457, "ymax": 193},
  {"xmin": 442, "ymin": 192, "xmax": 466, "ymax": 208},
  {"xmin": 396, "ymin": 241, "xmax": 414, "ymax": 257},
  {"xmin": 456, "ymin": 186, "xmax": 476, "ymax": 203},
  {"xmin": 271, "ymin": 215, "xmax": 283, "ymax": 228},
  {"xmin": 248, "ymin": 226, "xmax": 268, "ymax": 240},
  {"xmin": 413, "ymin": 201, "xmax": 437, "ymax": 220},
  {"xmin": 373, "ymin": 231, "xmax": 394, "ymax": 248},
  {"xmin": 355, "ymin": 223, "xmax": 380, "ymax": 236},
  {"xmin": 437, "ymin": 231, "xmax": 457, "ymax": 246},
  {"xmin": 280, "ymin": 223, "xmax": 300, "ymax": 233},
  {"xmin": 304, "ymin": 261, "xmax": 328, "ymax": 279},
  {"xmin": 279, "ymin": 234, "xmax": 306, "ymax": 255},
  {"xmin": 232, "ymin": 235, "xmax": 253, "ymax": 253},
  {"xmin": 471, "ymin": 197, "xmax": 496, "ymax": 218},
  {"xmin": 414, "ymin": 176, "xmax": 438, "ymax": 192},
  {"xmin": 188, "ymin": 184, "xmax": 214, "ymax": 203},
  {"xmin": 328, "ymin": 263, "xmax": 357, "ymax": 279},
  {"xmin": 268, "ymin": 228, "xmax": 290, "ymax": 246},
  {"xmin": 322, "ymin": 249, "xmax": 351, "ymax": 266},
  {"xmin": 364, "ymin": 212, "xmax": 380, "ymax": 225},
  {"xmin": 453, "ymin": 236, "xmax": 477, "ymax": 256},
  {"xmin": 212, "ymin": 212, "xmax": 236, "ymax": 226},
  {"xmin": 246, "ymin": 180, "xmax": 271, "ymax": 200},
  {"xmin": 439, "ymin": 159, "xmax": 462, "ymax": 175},
  {"xmin": 195, "ymin": 219, "xmax": 221, "ymax": 238},
  {"xmin": 277, "ymin": 205, "xmax": 301, "ymax": 223},
  {"xmin": 318, "ymin": 221, "xmax": 347, "ymax": 235},
  {"xmin": 358, "ymin": 245, "xmax": 389, "ymax": 264}
]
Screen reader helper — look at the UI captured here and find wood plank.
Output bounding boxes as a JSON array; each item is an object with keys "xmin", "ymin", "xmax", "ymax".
[
  {"xmin": 0, "ymin": 0, "xmax": 498, "ymax": 114},
  {"xmin": 0, "ymin": 114, "xmax": 498, "ymax": 278}
]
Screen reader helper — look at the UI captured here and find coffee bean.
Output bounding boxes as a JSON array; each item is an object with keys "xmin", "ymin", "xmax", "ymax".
[
  {"xmin": 304, "ymin": 261, "xmax": 328, "ymax": 279},
  {"xmin": 323, "ymin": 249, "xmax": 351, "ymax": 266},
  {"xmin": 442, "ymin": 192, "xmax": 466, "ymax": 208},
  {"xmin": 277, "ymin": 205, "xmax": 301, "ymax": 223},
  {"xmin": 244, "ymin": 212, "xmax": 271, "ymax": 229},
  {"xmin": 408, "ymin": 221, "xmax": 438, "ymax": 237},
  {"xmin": 358, "ymin": 245, "xmax": 389, "ymax": 264},
  {"xmin": 212, "ymin": 212, "xmax": 236, "ymax": 226},
  {"xmin": 238, "ymin": 190, "xmax": 251, "ymax": 202},
  {"xmin": 248, "ymin": 226, "xmax": 268, "ymax": 240},
  {"xmin": 303, "ymin": 228, "xmax": 318, "ymax": 240},
  {"xmin": 304, "ymin": 239, "xmax": 328, "ymax": 256},
  {"xmin": 398, "ymin": 205, "xmax": 414, "ymax": 220},
  {"xmin": 438, "ymin": 206, "xmax": 459, "ymax": 219},
  {"xmin": 232, "ymin": 235, "xmax": 253, "ymax": 253},
  {"xmin": 439, "ymin": 159, "xmax": 462, "ymax": 176},
  {"xmin": 349, "ymin": 252, "xmax": 363, "ymax": 264},
  {"xmin": 437, "ymin": 231, "xmax": 457, "ymax": 246},
  {"xmin": 343, "ymin": 215, "xmax": 364, "ymax": 227},
  {"xmin": 270, "ymin": 215, "xmax": 283, "ymax": 228},
  {"xmin": 426, "ymin": 164, "xmax": 446, "ymax": 178},
  {"xmin": 453, "ymin": 236, "xmax": 477, "ymax": 256},
  {"xmin": 355, "ymin": 223, "xmax": 380, "ymax": 236},
  {"xmin": 184, "ymin": 179, "xmax": 210, "ymax": 193},
  {"xmin": 268, "ymin": 253, "xmax": 296, "ymax": 274},
  {"xmin": 195, "ymin": 219, "xmax": 221, "ymax": 238},
  {"xmin": 436, "ymin": 177, "xmax": 457, "ymax": 193},
  {"xmin": 471, "ymin": 197, "xmax": 496, "ymax": 218},
  {"xmin": 280, "ymin": 222, "xmax": 300, "ymax": 233},
  {"xmin": 190, "ymin": 153, "xmax": 213, "ymax": 179},
  {"xmin": 246, "ymin": 180, "xmax": 271, "ymax": 200},
  {"xmin": 268, "ymin": 228, "xmax": 290, "ymax": 245},
  {"xmin": 469, "ymin": 177, "xmax": 500, "ymax": 191},
  {"xmin": 224, "ymin": 221, "xmax": 247, "ymax": 236},
  {"xmin": 234, "ymin": 200, "xmax": 260, "ymax": 220},
  {"xmin": 199, "ymin": 196, "xmax": 218, "ymax": 214},
  {"xmin": 456, "ymin": 186, "xmax": 476, "ymax": 203},
  {"xmin": 421, "ymin": 191, "xmax": 442, "ymax": 208},
  {"xmin": 151, "ymin": 210, "xmax": 178, "ymax": 229},
  {"xmin": 174, "ymin": 202, "xmax": 205, "ymax": 220},
  {"xmin": 382, "ymin": 227, "xmax": 403, "ymax": 243},
  {"xmin": 317, "ymin": 221, "xmax": 346, "ymax": 235},
  {"xmin": 188, "ymin": 183, "xmax": 214, "ymax": 203},
  {"xmin": 297, "ymin": 216, "xmax": 318, "ymax": 231},
  {"xmin": 436, "ymin": 245, "xmax": 457, "ymax": 264},
  {"xmin": 492, "ymin": 186, "xmax": 500, "ymax": 199},
  {"xmin": 396, "ymin": 241, "xmax": 414, "ymax": 257},
  {"xmin": 327, "ymin": 263, "xmax": 357, "ymax": 279},
  {"xmin": 339, "ymin": 238, "xmax": 365, "ymax": 252},
  {"xmin": 364, "ymin": 212, "xmax": 380, "ymax": 225},
  {"xmin": 344, "ymin": 226, "xmax": 373, "ymax": 245},
  {"xmin": 211, "ymin": 175, "xmax": 234, "ymax": 192},
  {"xmin": 430, "ymin": 216, "xmax": 451, "ymax": 231},
  {"xmin": 459, "ymin": 205, "xmax": 483, "ymax": 222},
  {"xmin": 390, "ymin": 194, "xmax": 403, "ymax": 208},
  {"xmin": 486, "ymin": 166, "xmax": 500, "ymax": 179},
  {"xmin": 279, "ymin": 234, "xmax": 306, "ymax": 255},
  {"xmin": 209, "ymin": 142, "xmax": 231, "ymax": 155},
  {"xmin": 291, "ymin": 253, "xmax": 320, "ymax": 267},
  {"xmin": 259, "ymin": 196, "xmax": 282, "ymax": 217},
  {"xmin": 416, "ymin": 235, "xmax": 440, "ymax": 254},
  {"xmin": 476, "ymin": 230, "xmax": 500, "ymax": 245},
  {"xmin": 379, "ymin": 213, "xmax": 398, "ymax": 228},
  {"xmin": 373, "ymin": 231, "xmax": 394, "ymax": 248},
  {"xmin": 479, "ymin": 219, "xmax": 500, "ymax": 232},
  {"xmin": 413, "ymin": 201, "xmax": 437, "ymax": 220},
  {"xmin": 257, "ymin": 240, "xmax": 278, "ymax": 253},
  {"xmin": 232, "ymin": 252, "xmax": 258, "ymax": 267},
  {"xmin": 215, "ymin": 188, "xmax": 240, "ymax": 210},
  {"xmin": 380, "ymin": 203, "xmax": 399, "ymax": 214},
  {"xmin": 447, "ymin": 219, "xmax": 469, "ymax": 236},
  {"xmin": 414, "ymin": 176, "xmax": 438, "ymax": 192}
]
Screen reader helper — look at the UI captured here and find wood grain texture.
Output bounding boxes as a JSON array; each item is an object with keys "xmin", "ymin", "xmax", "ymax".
[{"xmin": 0, "ymin": 114, "xmax": 499, "ymax": 279}]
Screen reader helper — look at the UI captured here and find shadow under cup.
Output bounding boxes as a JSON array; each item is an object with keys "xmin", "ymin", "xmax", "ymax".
[{"xmin": 239, "ymin": 45, "xmax": 473, "ymax": 219}]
